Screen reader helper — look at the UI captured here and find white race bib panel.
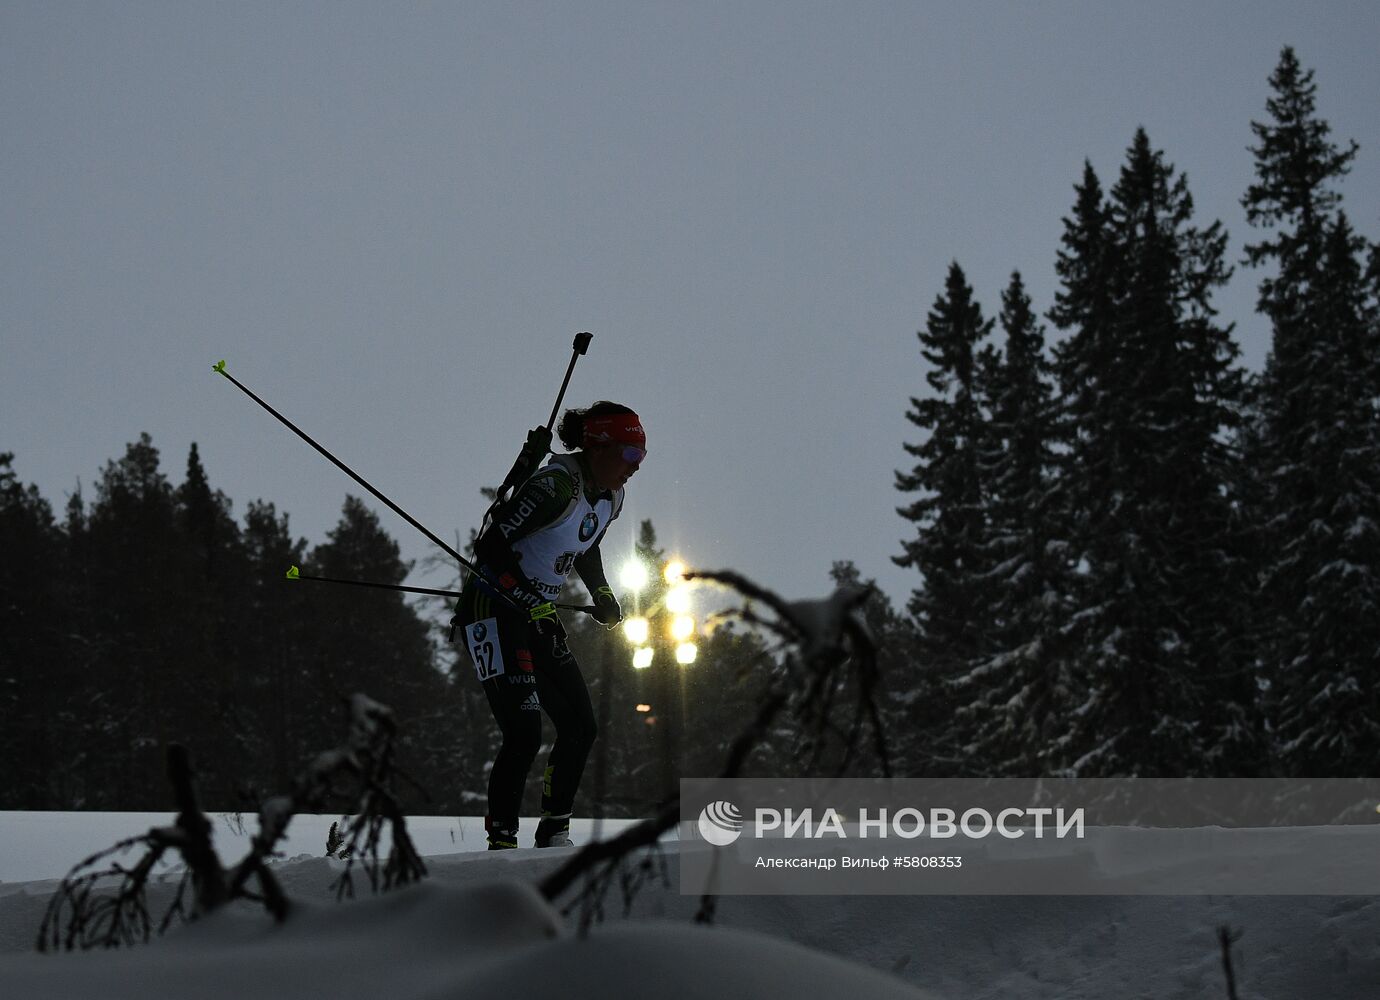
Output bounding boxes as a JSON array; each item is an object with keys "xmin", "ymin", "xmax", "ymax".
[
  {"xmin": 465, "ymin": 618, "xmax": 505, "ymax": 682},
  {"xmin": 511, "ymin": 455, "xmax": 624, "ymax": 594}
]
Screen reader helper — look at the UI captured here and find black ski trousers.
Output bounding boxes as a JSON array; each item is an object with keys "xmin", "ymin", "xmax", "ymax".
[{"xmin": 456, "ymin": 584, "xmax": 598, "ymax": 831}]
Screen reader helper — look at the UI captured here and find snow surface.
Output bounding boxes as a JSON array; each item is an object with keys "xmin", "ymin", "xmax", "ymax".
[
  {"xmin": 0, "ymin": 811, "xmax": 647, "ymax": 885},
  {"xmin": 2, "ymin": 812, "xmax": 1379, "ymax": 999}
]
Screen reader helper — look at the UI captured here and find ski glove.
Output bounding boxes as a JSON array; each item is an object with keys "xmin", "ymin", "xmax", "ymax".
[
  {"xmin": 520, "ymin": 426, "xmax": 554, "ymax": 469},
  {"xmin": 592, "ymin": 586, "xmax": 622, "ymax": 627}
]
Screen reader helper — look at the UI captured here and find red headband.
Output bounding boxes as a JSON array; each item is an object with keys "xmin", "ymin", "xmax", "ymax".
[{"xmin": 583, "ymin": 412, "xmax": 646, "ymax": 450}]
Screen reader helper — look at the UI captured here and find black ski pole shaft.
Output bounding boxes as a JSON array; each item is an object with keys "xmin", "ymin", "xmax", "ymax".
[
  {"xmin": 209, "ymin": 359, "xmax": 532, "ymax": 609},
  {"xmin": 214, "ymin": 361, "xmax": 467, "ymax": 565},
  {"xmin": 286, "ymin": 566, "xmax": 463, "ymax": 599},
  {"xmin": 284, "ymin": 566, "xmax": 594, "ymax": 613},
  {"xmin": 545, "ymin": 332, "xmax": 593, "ymax": 431}
]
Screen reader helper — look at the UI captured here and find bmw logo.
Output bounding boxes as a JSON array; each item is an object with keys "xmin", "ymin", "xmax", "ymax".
[
  {"xmin": 471, "ymin": 622, "xmax": 487, "ymax": 642},
  {"xmin": 579, "ymin": 511, "xmax": 600, "ymax": 542}
]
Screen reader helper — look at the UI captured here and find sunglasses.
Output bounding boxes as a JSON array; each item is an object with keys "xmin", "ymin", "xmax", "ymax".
[{"xmin": 620, "ymin": 445, "xmax": 647, "ymax": 464}]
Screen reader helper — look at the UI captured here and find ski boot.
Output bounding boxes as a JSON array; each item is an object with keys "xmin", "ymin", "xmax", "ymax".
[
  {"xmin": 485, "ymin": 815, "xmax": 519, "ymax": 850},
  {"xmin": 534, "ymin": 813, "xmax": 572, "ymax": 848}
]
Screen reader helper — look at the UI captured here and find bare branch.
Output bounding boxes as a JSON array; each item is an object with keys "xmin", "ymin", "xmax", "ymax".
[
  {"xmin": 40, "ymin": 693, "xmax": 428, "ymax": 950},
  {"xmin": 541, "ymin": 569, "xmax": 891, "ymax": 916}
]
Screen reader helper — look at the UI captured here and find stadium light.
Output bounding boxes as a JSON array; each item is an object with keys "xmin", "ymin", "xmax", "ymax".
[
  {"xmin": 623, "ymin": 616, "xmax": 650, "ymax": 645},
  {"xmin": 619, "ymin": 558, "xmax": 650, "ymax": 593}
]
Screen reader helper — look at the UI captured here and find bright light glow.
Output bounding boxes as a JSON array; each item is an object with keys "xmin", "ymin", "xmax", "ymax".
[
  {"xmin": 664, "ymin": 560, "xmax": 687, "ymax": 585},
  {"xmin": 671, "ymin": 614, "xmax": 695, "ymax": 641},
  {"xmin": 665, "ymin": 585, "xmax": 692, "ymax": 614},
  {"xmin": 632, "ymin": 646, "xmax": 654, "ymax": 669},
  {"xmin": 619, "ymin": 559, "xmax": 650, "ymax": 593},
  {"xmin": 623, "ymin": 616, "xmax": 649, "ymax": 645},
  {"xmin": 635, "ymin": 703, "xmax": 651, "ymax": 713},
  {"xmin": 675, "ymin": 641, "xmax": 698, "ymax": 665}
]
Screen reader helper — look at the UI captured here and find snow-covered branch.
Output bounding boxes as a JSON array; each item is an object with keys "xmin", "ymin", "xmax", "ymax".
[
  {"xmin": 539, "ymin": 570, "xmax": 892, "ymax": 920},
  {"xmin": 38, "ymin": 693, "xmax": 427, "ymax": 951}
]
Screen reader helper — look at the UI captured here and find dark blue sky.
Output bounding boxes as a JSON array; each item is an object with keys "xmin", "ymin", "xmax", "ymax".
[{"xmin": 4, "ymin": 2, "xmax": 1377, "ymax": 608}]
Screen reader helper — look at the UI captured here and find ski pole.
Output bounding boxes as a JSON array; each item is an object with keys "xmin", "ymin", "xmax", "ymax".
[
  {"xmin": 212, "ymin": 360, "xmax": 538, "ymax": 617},
  {"xmin": 284, "ymin": 566, "xmax": 596, "ymax": 614},
  {"xmin": 286, "ymin": 565, "xmax": 463, "ymax": 600}
]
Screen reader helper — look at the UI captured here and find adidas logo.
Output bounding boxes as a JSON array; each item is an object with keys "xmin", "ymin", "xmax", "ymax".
[{"xmin": 520, "ymin": 692, "xmax": 541, "ymax": 711}]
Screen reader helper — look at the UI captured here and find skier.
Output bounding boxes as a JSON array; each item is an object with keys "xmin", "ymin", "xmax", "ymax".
[{"xmin": 453, "ymin": 401, "xmax": 645, "ymax": 849}]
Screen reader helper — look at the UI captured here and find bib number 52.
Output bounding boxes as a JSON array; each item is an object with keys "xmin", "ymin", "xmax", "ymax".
[{"xmin": 465, "ymin": 618, "xmax": 505, "ymax": 681}]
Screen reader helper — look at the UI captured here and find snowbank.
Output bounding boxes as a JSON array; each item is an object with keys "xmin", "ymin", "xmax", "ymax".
[
  {"xmin": 2, "ymin": 813, "xmax": 1378, "ymax": 998},
  {"xmin": 0, "ymin": 871, "xmax": 936, "ymax": 999}
]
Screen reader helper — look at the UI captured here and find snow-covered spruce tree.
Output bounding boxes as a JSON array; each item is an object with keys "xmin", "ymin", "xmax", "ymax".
[
  {"xmin": 895, "ymin": 262, "xmax": 996, "ymax": 772},
  {"xmin": 1048, "ymin": 131, "xmax": 1250, "ymax": 777},
  {"xmin": 947, "ymin": 272, "xmax": 1072, "ymax": 775},
  {"xmin": 1241, "ymin": 47, "xmax": 1380, "ymax": 776}
]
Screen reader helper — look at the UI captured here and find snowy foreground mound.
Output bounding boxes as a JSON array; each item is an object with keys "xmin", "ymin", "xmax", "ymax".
[
  {"xmin": 2, "ymin": 831, "xmax": 1379, "ymax": 998},
  {"xmin": 0, "ymin": 877, "xmax": 934, "ymax": 1000}
]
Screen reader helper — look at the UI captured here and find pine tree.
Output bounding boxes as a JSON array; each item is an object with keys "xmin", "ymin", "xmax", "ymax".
[
  {"xmin": 80, "ymin": 433, "xmax": 183, "ymax": 806},
  {"xmin": 0, "ymin": 455, "xmax": 73, "ymax": 806},
  {"xmin": 169, "ymin": 444, "xmax": 254, "ymax": 805},
  {"xmin": 241, "ymin": 500, "xmax": 311, "ymax": 793},
  {"xmin": 1243, "ymin": 47, "xmax": 1358, "ymax": 337},
  {"xmin": 1242, "ymin": 48, "xmax": 1380, "ymax": 776},
  {"xmin": 895, "ymin": 263, "xmax": 996, "ymax": 771},
  {"xmin": 1263, "ymin": 214, "xmax": 1380, "ymax": 773},
  {"xmin": 175, "ymin": 444, "xmax": 245, "ymax": 587},
  {"xmin": 1050, "ymin": 162, "xmax": 1119, "ymax": 467},
  {"xmin": 949, "ymin": 273, "xmax": 1070, "ymax": 775},
  {"xmin": 1049, "ymin": 131, "xmax": 1248, "ymax": 776},
  {"xmin": 57, "ymin": 482, "xmax": 101, "ymax": 806},
  {"xmin": 304, "ymin": 496, "xmax": 445, "ymax": 800},
  {"xmin": 896, "ymin": 263, "xmax": 996, "ymax": 657}
]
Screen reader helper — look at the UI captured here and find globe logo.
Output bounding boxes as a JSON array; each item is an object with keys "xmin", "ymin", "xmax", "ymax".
[{"xmin": 697, "ymin": 800, "xmax": 744, "ymax": 847}]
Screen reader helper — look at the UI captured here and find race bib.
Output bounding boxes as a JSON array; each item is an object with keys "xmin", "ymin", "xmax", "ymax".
[{"xmin": 465, "ymin": 618, "xmax": 505, "ymax": 682}]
